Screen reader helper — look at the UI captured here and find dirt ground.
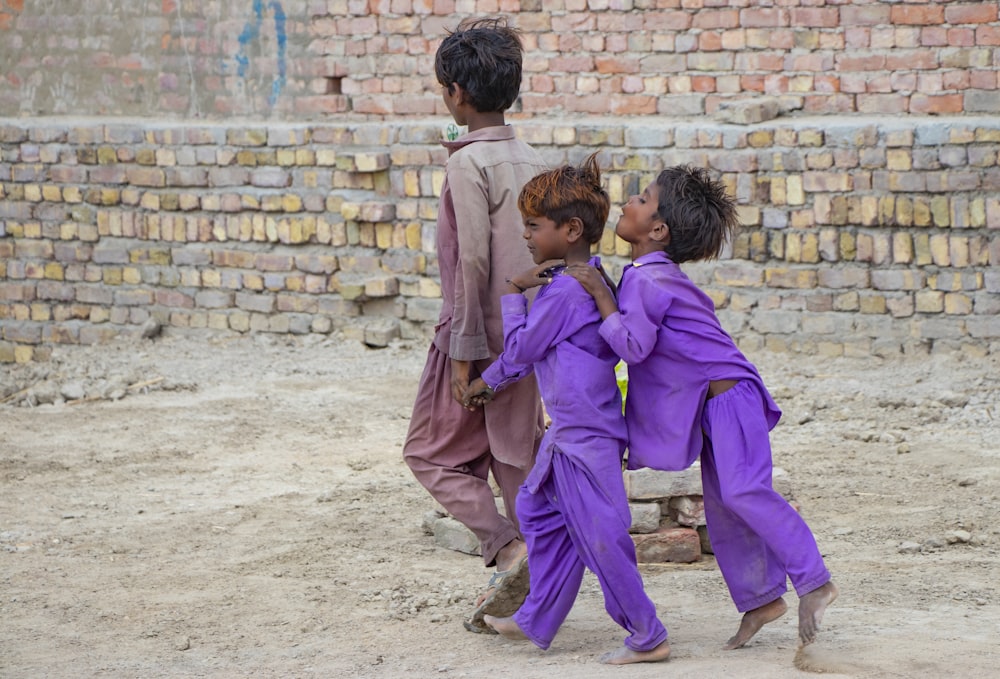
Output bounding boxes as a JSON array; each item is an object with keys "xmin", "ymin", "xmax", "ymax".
[{"xmin": 1, "ymin": 329, "xmax": 998, "ymax": 678}]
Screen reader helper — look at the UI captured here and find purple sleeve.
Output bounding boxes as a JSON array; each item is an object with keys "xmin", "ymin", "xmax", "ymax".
[
  {"xmin": 480, "ymin": 294, "xmax": 534, "ymax": 392},
  {"xmin": 482, "ymin": 277, "xmax": 587, "ymax": 389},
  {"xmin": 599, "ymin": 269, "xmax": 669, "ymax": 364}
]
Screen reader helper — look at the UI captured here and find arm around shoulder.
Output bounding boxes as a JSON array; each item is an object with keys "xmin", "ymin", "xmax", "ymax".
[{"xmin": 564, "ymin": 263, "xmax": 619, "ymax": 319}]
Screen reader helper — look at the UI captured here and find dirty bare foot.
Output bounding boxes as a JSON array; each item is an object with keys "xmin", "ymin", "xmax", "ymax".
[
  {"xmin": 600, "ymin": 640, "xmax": 671, "ymax": 665},
  {"xmin": 798, "ymin": 581, "xmax": 838, "ymax": 646},
  {"xmin": 483, "ymin": 614, "xmax": 529, "ymax": 641},
  {"xmin": 495, "ymin": 538, "xmax": 528, "ymax": 573},
  {"xmin": 724, "ymin": 596, "xmax": 788, "ymax": 650}
]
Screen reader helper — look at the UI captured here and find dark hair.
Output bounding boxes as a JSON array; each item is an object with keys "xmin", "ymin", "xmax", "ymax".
[
  {"xmin": 518, "ymin": 153, "xmax": 610, "ymax": 245},
  {"xmin": 434, "ymin": 17, "xmax": 523, "ymax": 113},
  {"xmin": 653, "ymin": 165, "xmax": 738, "ymax": 263}
]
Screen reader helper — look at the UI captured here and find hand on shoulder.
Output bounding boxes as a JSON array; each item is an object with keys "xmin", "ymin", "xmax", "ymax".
[{"xmin": 508, "ymin": 259, "xmax": 565, "ymax": 293}]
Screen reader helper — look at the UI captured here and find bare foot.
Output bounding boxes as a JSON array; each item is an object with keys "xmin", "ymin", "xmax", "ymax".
[
  {"xmin": 724, "ymin": 596, "xmax": 788, "ymax": 650},
  {"xmin": 483, "ymin": 614, "xmax": 528, "ymax": 641},
  {"xmin": 798, "ymin": 581, "xmax": 838, "ymax": 646},
  {"xmin": 494, "ymin": 538, "xmax": 528, "ymax": 573},
  {"xmin": 600, "ymin": 640, "xmax": 671, "ymax": 665}
]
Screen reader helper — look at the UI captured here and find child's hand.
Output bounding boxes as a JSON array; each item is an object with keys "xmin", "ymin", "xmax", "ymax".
[
  {"xmin": 462, "ymin": 378, "xmax": 495, "ymax": 409},
  {"xmin": 507, "ymin": 259, "xmax": 564, "ymax": 293},
  {"xmin": 565, "ymin": 263, "xmax": 619, "ymax": 319},
  {"xmin": 565, "ymin": 263, "xmax": 606, "ymax": 297},
  {"xmin": 449, "ymin": 359, "xmax": 472, "ymax": 405}
]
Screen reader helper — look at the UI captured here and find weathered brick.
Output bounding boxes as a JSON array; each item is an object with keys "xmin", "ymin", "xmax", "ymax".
[
  {"xmin": 155, "ymin": 289, "xmax": 195, "ymax": 308},
  {"xmin": 633, "ymin": 528, "xmax": 702, "ymax": 563},
  {"xmin": 766, "ymin": 268, "xmax": 818, "ymax": 289},
  {"xmin": 405, "ymin": 297, "xmax": 442, "ymax": 323},
  {"xmin": 250, "ymin": 168, "xmax": 292, "ymax": 188},
  {"xmin": 255, "ymin": 254, "xmax": 295, "ymax": 272},
  {"xmin": 871, "ymin": 270, "xmax": 927, "ymax": 291},
  {"xmin": 3, "ymin": 323, "xmax": 43, "ymax": 344},
  {"xmin": 214, "ymin": 249, "xmax": 256, "ymax": 269},
  {"xmin": 818, "ymin": 267, "xmax": 870, "ymax": 289},
  {"xmin": 35, "ymin": 281, "xmax": 76, "ymax": 301},
  {"xmin": 126, "ymin": 167, "xmax": 166, "ymax": 187},
  {"xmin": 114, "ymin": 290, "xmax": 154, "ymax": 306},
  {"xmin": 364, "ymin": 276, "xmax": 399, "ymax": 298},
  {"xmin": 76, "ymin": 285, "xmax": 114, "ymax": 305},
  {"xmin": 624, "ymin": 466, "xmax": 703, "ymax": 500},
  {"xmin": 194, "ymin": 290, "xmax": 233, "ymax": 309},
  {"xmin": 295, "ymin": 254, "xmax": 339, "ymax": 274},
  {"xmin": 276, "ymin": 293, "xmax": 319, "ymax": 314},
  {"xmin": 750, "ymin": 310, "xmax": 801, "ymax": 334},
  {"xmin": 91, "ymin": 246, "xmax": 130, "ymax": 265}
]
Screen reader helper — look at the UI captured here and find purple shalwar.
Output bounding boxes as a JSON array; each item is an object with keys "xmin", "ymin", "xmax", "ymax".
[
  {"xmin": 482, "ymin": 259, "xmax": 668, "ymax": 652},
  {"xmin": 599, "ymin": 250, "xmax": 830, "ymax": 612},
  {"xmin": 403, "ymin": 126, "xmax": 547, "ymax": 568}
]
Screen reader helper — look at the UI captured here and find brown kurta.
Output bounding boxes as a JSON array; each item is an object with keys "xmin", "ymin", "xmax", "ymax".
[{"xmin": 403, "ymin": 125, "xmax": 546, "ymax": 566}]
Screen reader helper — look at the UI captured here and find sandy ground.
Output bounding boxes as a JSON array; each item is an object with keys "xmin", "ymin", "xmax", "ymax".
[{"xmin": 1, "ymin": 330, "xmax": 999, "ymax": 679}]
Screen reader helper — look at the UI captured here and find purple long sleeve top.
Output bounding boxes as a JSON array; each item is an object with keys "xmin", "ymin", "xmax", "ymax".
[
  {"xmin": 481, "ymin": 258, "xmax": 627, "ymax": 492},
  {"xmin": 599, "ymin": 250, "xmax": 782, "ymax": 471}
]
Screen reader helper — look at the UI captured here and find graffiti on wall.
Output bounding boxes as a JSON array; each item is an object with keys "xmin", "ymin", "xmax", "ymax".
[{"xmin": 234, "ymin": 0, "xmax": 287, "ymax": 108}]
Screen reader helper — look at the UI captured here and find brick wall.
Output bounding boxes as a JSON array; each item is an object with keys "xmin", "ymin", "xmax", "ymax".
[
  {"xmin": 2, "ymin": 116, "xmax": 998, "ymax": 362},
  {"xmin": 1, "ymin": 3, "xmax": 999, "ymax": 360},
  {"xmin": 1, "ymin": 2, "xmax": 998, "ymax": 119}
]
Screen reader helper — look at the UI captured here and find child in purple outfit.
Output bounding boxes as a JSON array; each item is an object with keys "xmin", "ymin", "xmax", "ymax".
[
  {"xmin": 463, "ymin": 155, "xmax": 671, "ymax": 666},
  {"xmin": 567, "ymin": 165, "xmax": 839, "ymax": 652}
]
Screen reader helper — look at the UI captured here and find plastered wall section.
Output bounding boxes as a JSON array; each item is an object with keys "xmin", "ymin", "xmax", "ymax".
[
  {"xmin": 1, "ymin": 115, "xmax": 999, "ymax": 363},
  {"xmin": 0, "ymin": 1, "xmax": 998, "ymax": 120}
]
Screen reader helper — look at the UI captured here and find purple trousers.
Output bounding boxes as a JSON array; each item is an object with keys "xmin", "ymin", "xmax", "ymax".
[
  {"xmin": 512, "ymin": 445, "xmax": 668, "ymax": 652},
  {"xmin": 701, "ymin": 380, "xmax": 831, "ymax": 612}
]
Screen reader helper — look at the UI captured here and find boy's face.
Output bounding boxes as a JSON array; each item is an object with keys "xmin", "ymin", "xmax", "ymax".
[
  {"xmin": 616, "ymin": 181, "xmax": 662, "ymax": 244},
  {"xmin": 440, "ymin": 83, "xmax": 467, "ymax": 126},
  {"xmin": 522, "ymin": 215, "xmax": 569, "ymax": 264}
]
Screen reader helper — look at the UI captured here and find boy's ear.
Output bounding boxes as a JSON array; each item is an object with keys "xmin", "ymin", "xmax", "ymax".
[
  {"xmin": 650, "ymin": 219, "xmax": 670, "ymax": 246},
  {"xmin": 564, "ymin": 216, "xmax": 584, "ymax": 242}
]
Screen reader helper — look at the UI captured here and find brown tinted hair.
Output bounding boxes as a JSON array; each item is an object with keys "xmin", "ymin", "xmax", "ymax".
[{"xmin": 518, "ymin": 153, "xmax": 610, "ymax": 245}]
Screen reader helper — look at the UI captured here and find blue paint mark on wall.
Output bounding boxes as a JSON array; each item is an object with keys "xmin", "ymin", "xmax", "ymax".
[
  {"xmin": 270, "ymin": 3, "xmax": 287, "ymax": 107},
  {"xmin": 234, "ymin": 0, "xmax": 287, "ymax": 107}
]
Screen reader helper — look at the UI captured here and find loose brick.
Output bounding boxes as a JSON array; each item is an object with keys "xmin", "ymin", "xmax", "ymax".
[
  {"xmin": 633, "ymin": 528, "xmax": 702, "ymax": 564},
  {"xmin": 624, "ymin": 466, "xmax": 703, "ymax": 500}
]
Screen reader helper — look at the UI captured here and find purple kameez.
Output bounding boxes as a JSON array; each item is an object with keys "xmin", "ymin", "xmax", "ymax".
[
  {"xmin": 403, "ymin": 126, "xmax": 547, "ymax": 567},
  {"xmin": 599, "ymin": 250, "xmax": 831, "ymax": 612},
  {"xmin": 482, "ymin": 259, "xmax": 668, "ymax": 652}
]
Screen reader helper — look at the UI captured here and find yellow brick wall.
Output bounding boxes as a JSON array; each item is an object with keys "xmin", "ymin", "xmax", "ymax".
[{"xmin": 1, "ymin": 117, "xmax": 998, "ymax": 362}]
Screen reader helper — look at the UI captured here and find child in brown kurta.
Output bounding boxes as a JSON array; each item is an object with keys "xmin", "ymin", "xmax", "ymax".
[{"xmin": 401, "ymin": 17, "xmax": 547, "ymax": 633}]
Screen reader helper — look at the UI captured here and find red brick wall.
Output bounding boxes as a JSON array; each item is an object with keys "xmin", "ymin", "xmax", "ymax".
[
  {"xmin": 0, "ymin": 1, "xmax": 997, "ymax": 119},
  {"xmin": 1, "ymin": 3, "xmax": 998, "ymax": 361}
]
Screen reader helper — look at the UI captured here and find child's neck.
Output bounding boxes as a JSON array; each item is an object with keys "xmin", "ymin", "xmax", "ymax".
[
  {"xmin": 466, "ymin": 111, "xmax": 506, "ymax": 132},
  {"xmin": 563, "ymin": 244, "xmax": 593, "ymax": 266},
  {"xmin": 629, "ymin": 241, "xmax": 668, "ymax": 261}
]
